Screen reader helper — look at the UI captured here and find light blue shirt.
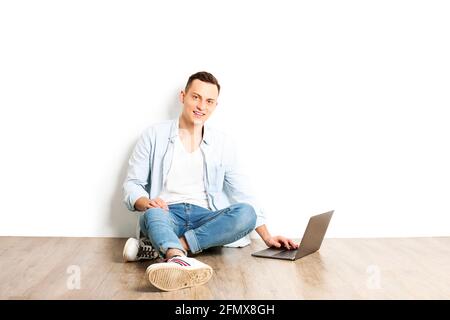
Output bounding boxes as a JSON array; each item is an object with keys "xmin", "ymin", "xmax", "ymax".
[{"xmin": 123, "ymin": 118, "xmax": 266, "ymax": 232}]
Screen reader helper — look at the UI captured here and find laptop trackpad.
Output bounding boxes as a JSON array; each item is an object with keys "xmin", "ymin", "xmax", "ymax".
[
  {"xmin": 263, "ymin": 248, "xmax": 287, "ymax": 256},
  {"xmin": 274, "ymin": 249, "xmax": 297, "ymax": 258},
  {"xmin": 265, "ymin": 248, "xmax": 287, "ymax": 256}
]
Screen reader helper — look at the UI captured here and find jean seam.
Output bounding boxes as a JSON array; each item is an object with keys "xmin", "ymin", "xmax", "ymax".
[
  {"xmin": 199, "ymin": 207, "xmax": 230, "ymax": 226},
  {"xmin": 184, "ymin": 229, "xmax": 201, "ymax": 254},
  {"xmin": 190, "ymin": 205, "xmax": 256, "ymax": 249},
  {"xmin": 141, "ymin": 209, "xmax": 183, "ymax": 257},
  {"xmin": 191, "ymin": 207, "xmax": 231, "ymax": 233}
]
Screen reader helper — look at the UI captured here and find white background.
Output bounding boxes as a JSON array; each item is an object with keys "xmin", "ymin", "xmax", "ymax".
[{"xmin": 1, "ymin": 1, "xmax": 449, "ymax": 239}]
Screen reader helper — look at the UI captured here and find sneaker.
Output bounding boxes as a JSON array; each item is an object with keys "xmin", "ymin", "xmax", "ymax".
[
  {"xmin": 123, "ymin": 238, "xmax": 159, "ymax": 262},
  {"xmin": 146, "ymin": 255, "xmax": 213, "ymax": 291}
]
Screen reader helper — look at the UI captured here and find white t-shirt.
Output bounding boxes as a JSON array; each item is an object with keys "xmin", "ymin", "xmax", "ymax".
[{"xmin": 158, "ymin": 135, "xmax": 210, "ymax": 209}]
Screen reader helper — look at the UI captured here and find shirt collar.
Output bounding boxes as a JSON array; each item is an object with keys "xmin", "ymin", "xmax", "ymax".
[{"xmin": 169, "ymin": 118, "xmax": 211, "ymax": 145}]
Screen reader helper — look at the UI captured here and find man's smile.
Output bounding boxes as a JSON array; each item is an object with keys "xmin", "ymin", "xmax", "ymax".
[{"xmin": 193, "ymin": 110, "xmax": 205, "ymax": 117}]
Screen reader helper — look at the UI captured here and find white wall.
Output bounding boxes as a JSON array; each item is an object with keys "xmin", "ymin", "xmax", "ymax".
[{"xmin": 1, "ymin": 1, "xmax": 449, "ymax": 238}]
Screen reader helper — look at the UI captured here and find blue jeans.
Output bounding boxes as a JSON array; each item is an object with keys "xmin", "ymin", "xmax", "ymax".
[{"xmin": 139, "ymin": 202, "xmax": 257, "ymax": 256}]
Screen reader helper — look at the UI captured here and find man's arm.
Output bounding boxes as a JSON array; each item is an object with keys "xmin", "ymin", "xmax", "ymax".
[
  {"xmin": 255, "ymin": 224, "xmax": 298, "ymax": 250},
  {"xmin": 123, "ymin": 128, "xmax": 153, "ymax": 212},
  {"xmin": 255, "ymin": 224, "xmax": 271, "ymax": 243}
]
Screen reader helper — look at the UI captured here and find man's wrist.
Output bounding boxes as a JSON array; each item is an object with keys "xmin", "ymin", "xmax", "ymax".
[{"xmin": 255, "ymin": 224, "xmax": 272, "ymax": 243}]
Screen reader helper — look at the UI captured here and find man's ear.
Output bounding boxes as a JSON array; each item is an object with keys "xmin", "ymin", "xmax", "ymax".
[{"xmin": 179, "ymin": 90, "xmax": 185, "ymax": 104}]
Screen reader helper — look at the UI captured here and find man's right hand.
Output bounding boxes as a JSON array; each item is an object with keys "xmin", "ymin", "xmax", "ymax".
[{"xmin": 134, "ymin": 197, "xmax": 169, "ymax": 212}]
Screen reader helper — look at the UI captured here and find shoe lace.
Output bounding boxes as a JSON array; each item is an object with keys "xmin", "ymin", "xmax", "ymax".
[{"xmin": 137, "ymin": 238, "xmax": 159, "ymax": 259}]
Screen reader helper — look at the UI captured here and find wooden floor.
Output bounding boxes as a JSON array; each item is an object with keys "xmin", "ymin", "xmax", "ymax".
[{"xmin": 0, "ymin": 236, "xmax": 449, "ymax": 299}]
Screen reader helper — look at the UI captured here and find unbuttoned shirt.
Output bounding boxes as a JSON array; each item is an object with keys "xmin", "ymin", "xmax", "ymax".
[{"xmin": 123, "ymin": 119, "xmax": 266, "ymax": 243}]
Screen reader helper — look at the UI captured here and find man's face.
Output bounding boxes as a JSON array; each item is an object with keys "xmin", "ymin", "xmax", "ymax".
[{"xmin": 180, "ymin": 79, "xmax": 219, "ymax": 126}]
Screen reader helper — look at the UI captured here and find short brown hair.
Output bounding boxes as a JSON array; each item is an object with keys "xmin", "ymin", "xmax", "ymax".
[{"xmin": 185, "ymin": 71, "xmax": 220, "ymax": 94}]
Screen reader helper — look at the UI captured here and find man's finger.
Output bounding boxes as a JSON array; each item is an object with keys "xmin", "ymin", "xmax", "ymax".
[
  {"xmin": 288, "ymin": 239, "xmax": 298, "ymax": 248},
  {"xmin": 142, "ymin": 200, "xmax": 152, "ymax": 210},
  {"xmin": 149, "ymin": 200, "xmax": 160, "ymax": 208},
  {"xmin": 155, "ymin": 198, "xmax": 169, "ymax": 211},
  {"xmin": 156, "ymin": 198, "xmax": 169, "ymax": 211},
  {"xmin": 154, "ymin": 198, "xmax": 163, "ymax": 208},
  {"xmin": 271, "ymin": 240, "xmax": 281, "ymax": 248}
]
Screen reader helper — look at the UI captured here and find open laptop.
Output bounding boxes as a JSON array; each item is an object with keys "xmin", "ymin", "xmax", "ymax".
[{"xmin": 251, "ymin": 210, "xmax": 334, "ymax": 261}]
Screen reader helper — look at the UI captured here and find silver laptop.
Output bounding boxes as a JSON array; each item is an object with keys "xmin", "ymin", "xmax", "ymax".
[{"xmin": 251, "ymin": 210, "xmax": 334, "ymax": 261}]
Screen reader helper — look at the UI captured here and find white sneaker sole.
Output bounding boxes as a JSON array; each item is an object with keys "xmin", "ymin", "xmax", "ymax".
[
  {"xmin": 146, "ymin": 263, "xmax": 213, "ymax": 291},
  {"xmin": 122, "ymin": 238, "xmax": 138, "ymax": 263}
]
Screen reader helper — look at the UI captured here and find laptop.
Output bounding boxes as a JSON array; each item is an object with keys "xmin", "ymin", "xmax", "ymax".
[{"xmin": 251, "ymin": 210, "xmax": 334, "ymax": 261}]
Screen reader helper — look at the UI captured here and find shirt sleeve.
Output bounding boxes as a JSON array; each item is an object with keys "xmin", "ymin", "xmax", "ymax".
[{"xmin": 122, "ymin": 128, "xmax": 153, "ymax": 212}]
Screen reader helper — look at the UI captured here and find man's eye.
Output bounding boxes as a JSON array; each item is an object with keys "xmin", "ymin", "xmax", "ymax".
[
  {"xmin": 192, "ymin": 95, "xmax": 198, "ymax": 100},
  {"xmin": 207, "ymin": 100, "xmax": 214, "ymax": 105}
]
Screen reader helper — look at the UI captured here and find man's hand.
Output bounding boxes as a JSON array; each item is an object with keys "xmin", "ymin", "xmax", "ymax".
[
  {"xmin": 134, "ymin": 197, "xmax": 169, "ymax": 212},
  {"xmin": 264, "ymin": 235, "xmax": 299, "ymax": 250}
]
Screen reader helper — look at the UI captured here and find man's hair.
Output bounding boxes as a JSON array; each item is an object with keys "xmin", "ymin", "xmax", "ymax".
[{"xmin": 185, "ymin": 71, "xmax": 220, "ymax": 94}]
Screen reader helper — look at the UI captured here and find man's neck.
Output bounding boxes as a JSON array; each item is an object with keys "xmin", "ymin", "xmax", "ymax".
[{"xmin": 178, "ymin": 116, "xmax": 203, "ymax": 139}]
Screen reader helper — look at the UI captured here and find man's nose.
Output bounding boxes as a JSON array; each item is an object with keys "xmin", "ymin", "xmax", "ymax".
[{"xmin": 196, "ymin": 102, "xmax": 207, "ymax": 110}]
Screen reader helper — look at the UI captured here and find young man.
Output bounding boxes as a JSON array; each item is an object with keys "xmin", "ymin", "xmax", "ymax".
[{"xmin": 122, "ymin": 71, "xmax": 297, "ymax": 291}]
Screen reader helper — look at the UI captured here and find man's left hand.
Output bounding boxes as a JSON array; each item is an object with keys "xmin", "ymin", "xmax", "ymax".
[{"xmin": 264, "ymin": 236, "xmax": 299, "ymax": 250}]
